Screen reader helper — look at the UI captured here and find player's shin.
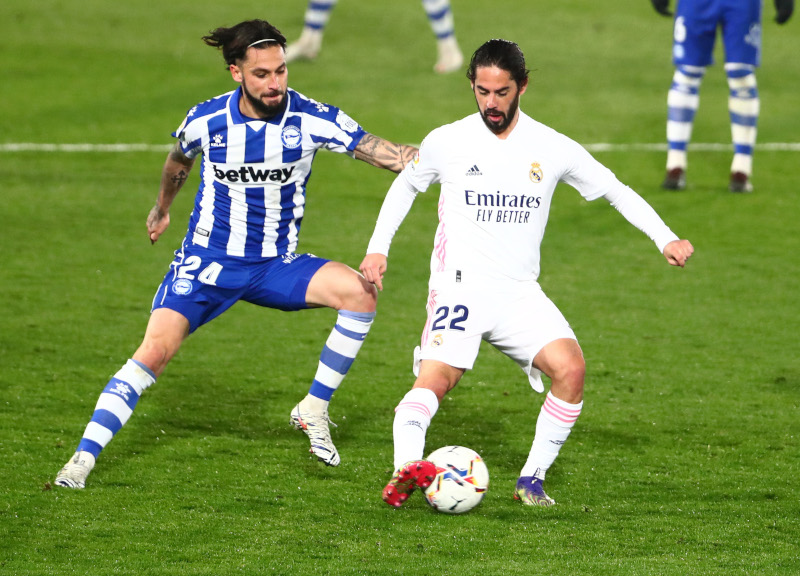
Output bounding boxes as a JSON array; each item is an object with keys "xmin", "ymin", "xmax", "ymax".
[
  {"xmin": 666, "ymin": 65, "xmax": 705, "ymax": 171},
  {"xmin": 520, "ymin": 391, "xmax": 582, "ymax": 479},
  {"xmin": 392, "ymin": 387, "xmax": 439, "ymax": 470},
  {"xmin": 75, "ymin": 359, "xmax": 156, "ymax": 458},
  {"xmin": 302, "ymin": 310, "xmax": 375, "ymax": 410},
  {"xmin": 726, "ymin": 65, "xmax": 759, "ymax": 178},
  {"xmin": 56, "ymin": 359, "xmax": 155, "ymax": 488}
]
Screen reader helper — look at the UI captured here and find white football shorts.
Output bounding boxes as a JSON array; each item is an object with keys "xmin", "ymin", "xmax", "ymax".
[{"xmin": 414, "ymin": 271, "xmax": 577, "ymax": 393}]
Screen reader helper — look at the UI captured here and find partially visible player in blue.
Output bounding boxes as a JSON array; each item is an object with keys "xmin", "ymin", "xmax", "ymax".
[
  {"xmin": 54, "ymin": 19, "xmax": 418, "ymax": 489},
  {"xmin": 285, "ymin": 0, "xmax": 464, "ymax": 74},
  {"xmin": 652, "ymin": 0, "xmax": 794, "ymax": 192}
]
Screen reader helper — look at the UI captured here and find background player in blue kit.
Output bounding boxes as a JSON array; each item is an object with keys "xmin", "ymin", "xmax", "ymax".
[
  {"xmin": 285, "ymin": 0, "xmax": 464, "ymax": 74},
  {"xmin": 652, "ymin": 0, "xmax": 794, "ymax": 193},
  {"xmin": 54, "ymin": 19, "xmax": 418, "ymax": 489}
]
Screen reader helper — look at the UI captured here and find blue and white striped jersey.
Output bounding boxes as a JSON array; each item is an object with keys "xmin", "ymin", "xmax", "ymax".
[{"xmin": 172, "ymin": 87, "xmax": 367, "ymax": 258}]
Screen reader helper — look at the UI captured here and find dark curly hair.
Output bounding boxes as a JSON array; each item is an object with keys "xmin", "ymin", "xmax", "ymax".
[
  {"xmin": 466, "ymin": 39, "xmax": 529, "ymax": 87},
  {"xmin": 202, "ymin": 19, "xmax": 287, "ymax": 67}
]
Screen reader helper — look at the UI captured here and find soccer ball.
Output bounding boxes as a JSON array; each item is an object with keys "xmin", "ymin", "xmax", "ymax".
[{"xmin": 423, "ymin": 446, "xmax": 489, "ymax": 514}]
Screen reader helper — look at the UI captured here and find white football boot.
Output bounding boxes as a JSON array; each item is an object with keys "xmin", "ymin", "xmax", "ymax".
[
  {"xmin": 434, "ymin": 37, "xmax": 464, "ymax": 74},
  {"xmin": 54, "ymin": 451, "xmax": 96, "ymax": 489},
  {"xmin": 285, "ymin": 30, "xmax": 323, "ymax": 63},
  {"xmin": 290, "ymin": 403, "xmax": 340, "ymax": 466}
]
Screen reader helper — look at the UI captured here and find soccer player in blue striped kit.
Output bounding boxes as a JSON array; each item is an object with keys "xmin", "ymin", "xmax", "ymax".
[
  {"xmin": 285, "ymin": 0, "xmax": 464, "ymax": 74},
  {"xmin": 54, "ymin": 19, "xmax": 417, "ymax": 489},
  {"xmin": 652, "ymin": 0, "xmax": 794, "ymax": 192}
]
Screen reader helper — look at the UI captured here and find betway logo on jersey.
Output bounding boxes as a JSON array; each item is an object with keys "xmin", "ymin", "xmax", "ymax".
[{"xmin": 213, "ymin": 164, "xmax": 295, "ymax": 184}]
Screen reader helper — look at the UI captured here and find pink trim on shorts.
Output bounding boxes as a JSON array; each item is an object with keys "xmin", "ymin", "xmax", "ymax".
[
  {"xmin": 433, "ymin": 195, "xmax": 447, "ymax": 272},
  {"xmin": 420, "ymin": 289, "xmax": 439, "ymax": 348}
]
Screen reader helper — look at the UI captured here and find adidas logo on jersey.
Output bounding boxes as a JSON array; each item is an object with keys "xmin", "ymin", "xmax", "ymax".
[{"xmin": 465, "ymin": 165, "xmax": 482, "ymax": 176}]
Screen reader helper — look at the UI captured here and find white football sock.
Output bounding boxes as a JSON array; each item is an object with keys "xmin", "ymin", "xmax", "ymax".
[
  {"xmin": 392, "ymin": 388, "xmax": 439, "ymax": 471},
  {"xmin": 520, "ymin": 392, "xmax": 582, "ymax": 479}
]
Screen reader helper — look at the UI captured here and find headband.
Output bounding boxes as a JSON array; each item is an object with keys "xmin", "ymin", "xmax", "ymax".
[{"xmin": 248, "ymin": 38, "xmax": 278, "ymax": 48}]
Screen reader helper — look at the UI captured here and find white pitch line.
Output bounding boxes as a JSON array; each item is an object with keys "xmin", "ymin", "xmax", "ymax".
[
  {"xmin": 1, "ymin": 142, "xmax": 800, "ymax": 153},
  {"xmin": 0, "ymin": 143, "xmax": 173, "ymax": 152},
  {"xmin": 585, "ymin": 143, "xmax": 800, "ymax": 152}
]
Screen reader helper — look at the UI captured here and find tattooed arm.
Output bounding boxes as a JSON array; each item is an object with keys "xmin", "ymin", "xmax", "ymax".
[
  {"xmin": 353, "ymin": 133, "xmax": 418, "ymax": 174},
  {"xmin": 148, "ymin": 142, "xmax": 196, "ymax": 244}
]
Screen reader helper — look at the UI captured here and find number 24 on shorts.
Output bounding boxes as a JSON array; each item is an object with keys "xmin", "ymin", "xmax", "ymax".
[{"xmin": 176, "ymin": 255, "xmax": 223, "ymax": 286}]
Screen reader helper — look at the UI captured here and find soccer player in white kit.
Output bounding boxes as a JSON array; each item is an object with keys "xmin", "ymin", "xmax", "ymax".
[
  {"xmin": 360, "ymin": 39, "xmax": 695, "ymax": 507},
  {"xmin": 54, "ymin": 19, "xmax": 417, "ymax": 489}
]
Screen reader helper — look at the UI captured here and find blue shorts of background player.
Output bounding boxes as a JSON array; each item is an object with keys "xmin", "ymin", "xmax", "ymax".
[
  {"xmin": 152, "ymin": 242, "xmax": 329, "ymax": 333},
  {"xmin": 673, "ymin": 0, "xmax": 762, "ymax": 67}
]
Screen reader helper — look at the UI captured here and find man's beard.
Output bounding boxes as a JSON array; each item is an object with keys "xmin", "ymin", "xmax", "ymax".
[
  {"xmin": 479, "ymin": 92, "xmax": 520, "ymax": 135},
  {"xmin": 242, "ymin": 81, "xmax": 287, "ymax": 119}
]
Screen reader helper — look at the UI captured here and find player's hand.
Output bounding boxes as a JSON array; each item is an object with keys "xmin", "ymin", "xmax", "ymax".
[
  {"xmin": 775, "ymin": 0, "xmax": 794, "ymax": 24},
  {"xmin": 147, "ymin": 204, "xmax": 170, "ymax": 244},
  {"xmin": 360, "ymin": 253, "xmax": 388, "ymax": 291},
  {"xmin": 663, "ymin": 239, "xmax": 694, "ymax": 267},
  {"xmin": 650, "ymin": 0, "xmax": 673, "ymax": 16}
]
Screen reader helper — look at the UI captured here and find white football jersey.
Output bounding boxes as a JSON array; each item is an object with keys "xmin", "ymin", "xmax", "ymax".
[{"xmin": 402, "ymin": 111, "xmax": 651, "ymax": 282}]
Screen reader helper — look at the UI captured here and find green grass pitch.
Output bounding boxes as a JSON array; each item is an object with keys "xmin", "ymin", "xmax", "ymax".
[{"xmin": 1, "ymin": 1, "xmax": 798, "ymax": 574}]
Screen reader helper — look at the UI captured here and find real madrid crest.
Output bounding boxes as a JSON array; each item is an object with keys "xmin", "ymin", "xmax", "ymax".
[{"xmin": 529, "ymin": 162, "xmax": 543, "ymax": 183}]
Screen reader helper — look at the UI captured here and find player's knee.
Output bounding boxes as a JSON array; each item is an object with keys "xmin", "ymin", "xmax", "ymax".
[
  {"xmin": 412, "ymin": 378, "xmax": 452, "ymax": 402},
  {"xmin": 414, "ymin": 361, "xmax": 463, "ymax": 401},
  {"xmin": 671, "ymin": 65, "xmax": 705, "ymax": 96},
  {"xmin": 132, "ymin": 339, "xmax": 174, "ymax": 377},
  {"xmin": 676, "ymin": 64, "xmax": 706, "ymax": 81},
  {"xmin": 344, "ymin": 274, "xmax": 378, "ymax": 312},
  {"xmin": 362, "ymin": 277, "xmax": 378, "ymax": 302},
  {"xmin": 725, "ymin": 65, "xmax": 757, "ymax": 93},
  {"xmin": 562, "ymin": 355, "xmax": 585, "ymax": 385},
  {"xmin": 550, "ymin": 355, "xmax": 585, "ymax": 397}
]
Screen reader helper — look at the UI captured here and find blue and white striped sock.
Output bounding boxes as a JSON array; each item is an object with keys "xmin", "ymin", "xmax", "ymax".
[
  {"xmin": 76, "ymin": 359, "xmax": 156, "ymax": 459},
  {"xmin": 666, "ymin": 65, "xmax": 705, "ymax": 170},
  {"xmin": 422, "ymin": 0, "xmax": 456, "ymax": 40},
  {"xmin": 726, "ymin": 64, "xmax": 759, "ymax": 176},
  {"xmin": 307, "ymin": 310, "xmax": 375, "ymax": 405},
  {"xmin": 303, "ymin": 0, "xmax": 338, "ymax": 32}
]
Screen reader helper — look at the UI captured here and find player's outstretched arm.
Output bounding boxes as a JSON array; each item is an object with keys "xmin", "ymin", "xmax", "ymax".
[
  {"xmin": 354, "ymin": 133, "xmax": 418, "ymax": 174},
  {"xmin": 360, "ymin": 171, "xmax": 420, "ymax": 290},
  {"xmin": 775, "ymin": 0, "xmax": 794, "ymax": 24},
  {"xmin": 650, "ymin": 0, "xmax": 673, "ymax": 16},
  {"xmin": 663, "ymin": 239, "xmax": 694, "ymax": 268},
  {"xmin": 359, "ymin": 254, "xmax": 388, "ymax": 292},
  {"xmin": 148, "ymin": 143, "xmax": 195, "ymax": 244}
]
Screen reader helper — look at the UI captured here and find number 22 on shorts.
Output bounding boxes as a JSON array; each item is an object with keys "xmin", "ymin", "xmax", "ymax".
[{"xmin": 431, "ymin": 305, "xmax": 469, "ymax": 331}]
